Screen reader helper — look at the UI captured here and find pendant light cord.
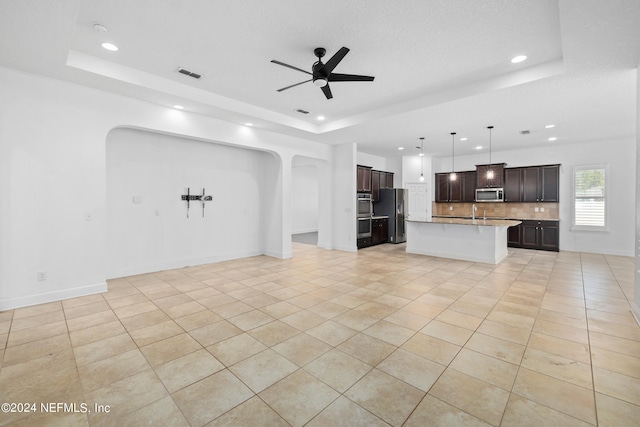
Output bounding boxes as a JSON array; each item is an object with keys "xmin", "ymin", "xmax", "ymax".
[
  {"xmin": 451, "ymin": 132, "xmax": 456, "ymax": 173},
  {"xmin": 487, "ymin": 126, "xmax": 494, "ymax": 176}
]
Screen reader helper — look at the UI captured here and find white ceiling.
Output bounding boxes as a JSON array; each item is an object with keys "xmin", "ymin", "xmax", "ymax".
[{"xmin": 1, "ymin": 0, "xmax": 639, "ymax": 158}]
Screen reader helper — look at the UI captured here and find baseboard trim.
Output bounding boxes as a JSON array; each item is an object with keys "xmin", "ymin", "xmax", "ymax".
[
  {"xmin": 291, "ymin": 229, "xmax": 319, "ymax": 235},
  {"xmin": 107, "ymin": 251, "xmax": 265, "ymax": 279},
  {"xmin": 0, "ymin": 282, "xmax": 108, "ymax": 311},
  {"xmin": 264, "ymin": 249, "xmax": 292, "ymax": 259},
  {"xmin": 332, "ymin": 244, "xmax": 357, "ymax": 253},
  {"xmin": 559, "ymin": 245, "xmax": 634, "ymax": 257}
]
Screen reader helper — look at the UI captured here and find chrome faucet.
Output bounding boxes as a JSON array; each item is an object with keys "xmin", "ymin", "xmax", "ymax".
[{"xmin": 472, "ymin": 204, "xmax": 476, "ymax": 221}]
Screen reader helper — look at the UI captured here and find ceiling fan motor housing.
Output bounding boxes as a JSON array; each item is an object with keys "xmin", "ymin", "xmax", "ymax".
[{"xmin": 312, "ymin": 60, "xmax": 328, "ymax": 87}]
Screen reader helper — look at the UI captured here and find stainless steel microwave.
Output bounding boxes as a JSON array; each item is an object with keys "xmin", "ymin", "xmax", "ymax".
[{"xmin": 475, "ymin": 188, "xmax": 504, "ymax": 202}]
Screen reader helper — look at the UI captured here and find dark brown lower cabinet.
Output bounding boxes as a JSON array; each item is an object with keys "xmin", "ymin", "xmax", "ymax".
[
  {"xmin": 508, "ymin": 220, "xmax": 559, "ymax": 252},
  {"xmin": 507, "ymin": 224, "xmax": 522, "ymax": 247},
  {"xmin": 358, "ymin": 218, "xmax": 388, "ymax": 249},
  {"xmin": 357, "ymin": 237, "xmax": 372, "ymax": 249},
  {"xmin": 371, "ymin": 218, "xmax": 389, "ymax": 245}
]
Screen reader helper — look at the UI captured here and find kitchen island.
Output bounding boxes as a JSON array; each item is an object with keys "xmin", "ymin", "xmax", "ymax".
[{"xmin": 406, "ymin": 217, "xmax": 522, "ymax": 264}]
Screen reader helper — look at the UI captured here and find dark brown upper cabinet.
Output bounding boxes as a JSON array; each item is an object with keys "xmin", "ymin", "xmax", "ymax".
[
  {"xmin": 522, "ymin": 165, "xmax": 560, "ymax": 202},
  {"xmin": 382, "ymin": 172, "xmax": 394, "ymax": 189},
  {"xmin": 371, "ymin": 170, "xmax": 381, "ymax": 200},
  {"xmin": 504, "ymin": 168, "xmax": 522, "ymax": 202},
  {"xmin": 357, "ymin": 165, "xmax": 372, "ymax": 192},
  {"xmin": 476, "ymin": 163, "xmax": 505, "ymax": 188},
  {"xmin": 462, "ymin": 171, "xmax": 477, "ymax": 202},
  {"xmin": 371, "ymin": 170, "xmax": 394, "ymax": 201},
  {"xmin": 435, "ymin": 171, "xmax": 475, "ymax": 202},
  {"xmin": 503, "ymin": 164, "xmax": 560, "ymax": 203}
]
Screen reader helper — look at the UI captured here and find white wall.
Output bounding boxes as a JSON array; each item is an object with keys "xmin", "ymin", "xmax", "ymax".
[
  {"xmin": 0, "ymin": 66, "xmax": 337, "ymax": 310},
  {"xmin": 106, "ymin": 128, "xmax": 270, "ymax": 278},
  {"xmin": 291, "ymin": 161, "xmax": 319, "ymax": 234},
  {"xmin": 332, "ymin": 143, "xmax": 357, "ymax": 252},
  {"xmin": 357, "ymin": 152, "xmax": 403, "ymax": 186},
  {"xmin": 432, "ymin": 138, "xmax": 636, "ymax": 256},
  {"xmin": 402, "ymin": 154, "xmax": 433, "ymax": 189}
]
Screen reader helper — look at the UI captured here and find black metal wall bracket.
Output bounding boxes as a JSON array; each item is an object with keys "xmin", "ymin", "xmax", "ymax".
[{"xmin": 181, "ymin": 188, "xmax": 212, "ymax": 218}]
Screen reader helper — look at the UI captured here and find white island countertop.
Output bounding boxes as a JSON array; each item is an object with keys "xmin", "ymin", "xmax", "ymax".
[{"xmin": 406, "ymin": 218, "xmax": 521, "ymax": 264}]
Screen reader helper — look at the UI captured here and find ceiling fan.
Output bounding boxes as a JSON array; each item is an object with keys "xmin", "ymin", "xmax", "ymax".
[{"xmin": 271, "ymin": 47, "xmax": 375, "ymax": 99}]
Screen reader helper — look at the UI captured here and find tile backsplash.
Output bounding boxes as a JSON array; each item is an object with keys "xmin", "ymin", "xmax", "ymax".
[{"xmin": 433, "ymin": 202, "xmax": 559, "ymax": 220}]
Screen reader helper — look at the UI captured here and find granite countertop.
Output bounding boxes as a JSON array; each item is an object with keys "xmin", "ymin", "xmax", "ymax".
[
  {"xmin": 433, "ymin": 215, "xmax": 559, "ymax": 222},
  {"xmin": 409, "ymin": 217, "xmax": 522, "ymax": 227}
]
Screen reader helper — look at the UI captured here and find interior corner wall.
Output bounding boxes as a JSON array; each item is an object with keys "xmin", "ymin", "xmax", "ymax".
[
  {"xmin": 291, "ymin": 162, "xmax": 319, "ymax": 234},
  {"xmin": 290, "ymin": 155, "xmax": 333, "ymax": 250},
  {"xmin": 262, "ymin": 152, "xmax": 289, "ymax": 259},
  {"xmin": 332, "ymin": 143, "xmax": 357, "ymax": 252},
  {"xmin": 106, "ymin": 128, "xmax": 267, "ymax": 278}
]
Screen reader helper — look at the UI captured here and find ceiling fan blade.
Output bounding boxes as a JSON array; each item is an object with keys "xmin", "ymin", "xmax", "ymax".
[
  {"xmin": 328, "ymin": 73, "xmax": 375, "ymax": 82},
  {"xmin": 322, "ymin": 47, "xmax": 350, "ymax": 74},
  {"xmin": 270, "ymin": 60, "xmax": 312, "ymax": 75},
  {"xmin": 321, "ymin": 84, "xmax": 333, "ymax": 99},
  {"xmin": 277, "ymin": 79, "xmax": 312, "ymax": 92}
]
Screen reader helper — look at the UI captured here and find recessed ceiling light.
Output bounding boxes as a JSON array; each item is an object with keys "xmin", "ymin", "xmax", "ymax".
[
  {"xmin": 475, "ymin": 146, "xmax": 483, "ymax": 150},
  {"xmin": 244, "ymin": 123, "xmax": 253, "ymax": 127},
  {"xmin": 460, "ymin": 137, "xmax": 468, "ymax": 141},
  {"xmin": 511, "ymin": 55, "xmax": 527, "ymax": 63},
  {"xmin": 418, "ymin": 152, "xmax": 424, "ymax": 157},
  {"xmin": 398, "ymin": 147, "xmax": 405, "ymax": 150},
  {"xmin": 101, "ymin": 42, "xmax": 119, "ymax": 51},
  {"xmin": 173, "ymin": 105, "xmax": 184, "ymax": 110},
  {"xmin": 317, "ymin": 115, "xmax": 325, "ymax": 121},
  {"xmin": 548, "ymin": 137, "xmax": 557, "ymax": 141},
  {"xmin": 545, "ymin": 124, "xmax": 555, "ymax": 128}
]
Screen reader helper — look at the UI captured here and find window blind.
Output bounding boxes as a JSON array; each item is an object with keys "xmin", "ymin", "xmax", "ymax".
[{"xmin": 574, "ymin": 167, "xmax": 605, "ymax": 228}]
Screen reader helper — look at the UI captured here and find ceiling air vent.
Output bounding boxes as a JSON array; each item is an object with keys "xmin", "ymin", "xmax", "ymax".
[
  {"xmin": 296, "ymin": 109, "xmax": 309, "ymax": 114},
  {"xmin": 177, "ymin": 67, "xmax": 202, "ymax": 79},
  {"xmin": 520, "ymin": 130, "xmax": 531, "ymax": 135}
]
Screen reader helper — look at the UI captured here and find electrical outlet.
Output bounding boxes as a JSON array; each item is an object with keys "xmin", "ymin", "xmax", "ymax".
[
  {"xmin": 449, "ymin": 206, "xmax": 453, "ymax": 211},
  {"xmin": 37, "ymin": 272, "xmax": 47, "ymax": 281},
  {"xmin": 85, "ymin": 212, "xmax": 93, "ymax": 221},
  {"xmin": 540, "ymin": 207, "xmax": 545, "ymax": 212},
  {"xmin": 534, "ymin": 207, "xmax": 539, "ymax": 212}
]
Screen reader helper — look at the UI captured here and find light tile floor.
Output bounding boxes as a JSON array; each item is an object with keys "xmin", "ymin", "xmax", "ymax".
[{"xmin": 1, "ymin": 244, "xmax": 639, "ymax": 426}]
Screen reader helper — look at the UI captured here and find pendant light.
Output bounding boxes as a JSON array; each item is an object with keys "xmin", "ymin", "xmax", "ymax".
[
  {"xmin": 487, "ymin": 126, "xmax": 494, "ymax": 180},
  {"xmin": 449, "ymin": 132, "xmax": 457, "ymax": 181},
  {"xmin": 419, "ymin": 137, "xmax": 425, "ymax": 181}
]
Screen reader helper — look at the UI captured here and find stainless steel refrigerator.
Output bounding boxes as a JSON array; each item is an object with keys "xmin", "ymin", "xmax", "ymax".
[{"xmin": 376, "ymin": 188, "xmax": 407, "ymax": 243}]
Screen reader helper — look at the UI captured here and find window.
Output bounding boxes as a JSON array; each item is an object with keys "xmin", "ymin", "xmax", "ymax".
[{"xmin": 573, "ymin": 165, "xmax": 607, "ymax": 230}]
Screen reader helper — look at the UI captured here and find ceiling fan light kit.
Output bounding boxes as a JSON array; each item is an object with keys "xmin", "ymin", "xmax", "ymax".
[{"xmin": 271, "ymin": 46, "xmax": 374, "ymax": 99}]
